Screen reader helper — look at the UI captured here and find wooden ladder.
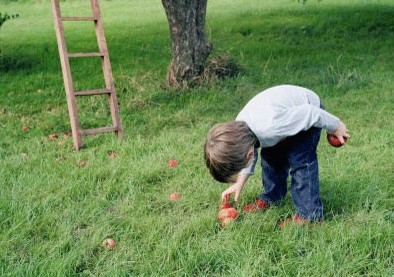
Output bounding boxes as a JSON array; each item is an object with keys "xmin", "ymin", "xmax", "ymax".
[{"xmin": 51, "ymin": 0, "xmax": 122, "ymax": 150}]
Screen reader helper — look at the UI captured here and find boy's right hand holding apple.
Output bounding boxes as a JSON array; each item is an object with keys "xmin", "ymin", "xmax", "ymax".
[{"xmin": 329, "ymin": 121, "xmax": 350, "ymax": 145}]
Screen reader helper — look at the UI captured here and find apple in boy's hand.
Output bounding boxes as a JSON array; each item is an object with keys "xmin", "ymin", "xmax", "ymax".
[
  {"xmin": 217, "ymin": 207, "xmax": 238, "ymax": 222},
  {"xmin": 101, "ymin": 238, "xmax": 116, "ymax": 250},
  {"xmin": 327, "ymin": 133, "xmax": 347, "ymax": 148}
]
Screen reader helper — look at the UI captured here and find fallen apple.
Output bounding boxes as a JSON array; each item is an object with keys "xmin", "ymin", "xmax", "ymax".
[
  {"xmin": 48, "ymin": 133, "xmax": 58, "ymax": 140},
  {"xmin": 169, "ymin": 192, "xmax": 181, "ymax": 201},
  {"xmin": 167, "ymin": 159, "xmax": 178, "ymax": 167},
  {"xmin": 101, "ymin": 238, "xmax": 116, "ymax": 250},
  {"xmin": 63, "ymin": 132, "xmax": 72, "ymax": 139},
  {"xmin": 327, "ymin": 133, "xmax": 348, "ymax": 148},
  {"xmin": 77, "ymin": 160, "xmax": 87, "ymax": 167},
  {"xmin": 108, "ymin": 151, "xmax": 118, "ymax": 158},
  {"xmin": 217, "ymin": 207, "xmax": 238, "ymax": 222},
  {"xmin": 220, "ymin": 202, "xmax": 232, "ymax": 210}
]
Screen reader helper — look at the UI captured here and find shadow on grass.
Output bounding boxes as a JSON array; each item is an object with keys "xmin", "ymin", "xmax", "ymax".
[
  {"xmin": 0, "ymin": 42, "xmax": 55, "ymax": 74},
  {"xmin": 0, "ymin": 53, "xmax": 35, "ymax": 73},
  {"xmin": 227, "ymin": 3, "xmax": 394, "ymax": 42}
]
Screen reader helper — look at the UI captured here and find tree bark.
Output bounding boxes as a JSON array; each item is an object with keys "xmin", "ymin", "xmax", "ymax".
[{"xmin": 162, "ymin": 0, "xmax": 213, "ymax": 87}]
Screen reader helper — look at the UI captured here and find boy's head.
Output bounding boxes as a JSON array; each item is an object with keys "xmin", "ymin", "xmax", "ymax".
[{"xmin": 204, "ymin": 121, "xmax": 257, "ymax": 183}]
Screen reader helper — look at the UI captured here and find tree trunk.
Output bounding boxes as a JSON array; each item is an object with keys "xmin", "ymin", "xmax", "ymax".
[{"xmin": 162, "ymin": 0, "xmax": 213, "ymax": 87}]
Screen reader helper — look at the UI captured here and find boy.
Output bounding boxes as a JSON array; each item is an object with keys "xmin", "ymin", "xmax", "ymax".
[{"xmin": 204, "ymin": 85, "xmax": 349, "ymax": 225}]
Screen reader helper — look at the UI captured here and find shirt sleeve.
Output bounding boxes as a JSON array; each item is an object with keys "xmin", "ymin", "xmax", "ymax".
[
  {"xmin": 240, "ymin": 147, "xmax": 259, "ymax": 175},
  {"xmin": 277, "ymin": 104, "xmax": 340, "ymax": 137}
]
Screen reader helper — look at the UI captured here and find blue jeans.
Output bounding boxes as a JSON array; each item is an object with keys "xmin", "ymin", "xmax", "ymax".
[{"xmin": 259, "ymin": 127, "xmax": 323, "ymax": 221}]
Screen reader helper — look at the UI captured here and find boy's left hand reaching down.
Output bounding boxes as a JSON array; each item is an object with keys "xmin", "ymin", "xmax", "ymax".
[{"xmin": 221, "ymin": 174, "xmax": 249, "ymax": 203}]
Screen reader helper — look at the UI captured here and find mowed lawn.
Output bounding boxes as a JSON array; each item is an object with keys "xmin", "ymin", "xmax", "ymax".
[{"xmin": 0, "ymin": 0, "xmax": 393, "ymax": 275}]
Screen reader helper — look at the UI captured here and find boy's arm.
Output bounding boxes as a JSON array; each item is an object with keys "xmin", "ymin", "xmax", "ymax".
[
  {"xmin": 279, "ymin": 105, "xmax": 349, "ymax": 141},
  {"xmin": 282, "ymin": 104, "xmax": 340, "ymax": 133},
  {"xmin": 221, "ymin": 147, "xmax": 258, "ymax": 202},
  {"xmin": 221, "ymin": 173, "xmax": 250, "ymax": 203}
]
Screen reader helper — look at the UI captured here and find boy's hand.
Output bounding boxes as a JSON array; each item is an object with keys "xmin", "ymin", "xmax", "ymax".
[
  {"xmin": 330, "ymin": 121, "xmax": 350, "ymax": 144},
  {"xmin": 221, "ymin": 183, "xmax": 243, "ymax": 203},
  {"xmin": 221, "ymin": 174, "xmax": 249, "ymax": 202}
]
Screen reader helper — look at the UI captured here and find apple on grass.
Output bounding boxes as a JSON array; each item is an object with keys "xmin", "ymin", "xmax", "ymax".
[
  {"xmin": 169, "ymin": 192, "xmax": 181, "ymax": 201},
  {"xmin": 101, "ymin": 238, "xmax": 116, "ymax": 250},
  {"xmin": 218, "ymin": 208, "xmax": 238, "ymax": 228},
  {"xmin": 217, "ymin": 207, "xmax": 238, "ymax": 229},
  {"xmin": 167, "ymin": 159, "xmax": 178, "ymax": 167},
  {"xmin": 220, "ymin": 201, "xmax": 232, "ymax": 210},
  {"xmin": 217, "ymin": 207, "xmax": 238, "ymax": 221},
  {"xmin": 48, "ymin": 133, "xmax": 58, "ymax": 140}
]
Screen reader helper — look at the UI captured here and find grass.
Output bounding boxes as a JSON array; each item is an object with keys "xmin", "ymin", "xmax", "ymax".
[{"xmin": 1, "ymin": 0, "xmax": 393, "ymax": 275}]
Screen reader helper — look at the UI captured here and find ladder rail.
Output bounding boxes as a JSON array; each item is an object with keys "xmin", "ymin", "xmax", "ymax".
[
  {"xmin": 51, "ymin": 0, "xmax": 83, "ymax": 149},
  {"xmin": 91, "ymin": 0, "xmax": 123, "ymax": 139}
]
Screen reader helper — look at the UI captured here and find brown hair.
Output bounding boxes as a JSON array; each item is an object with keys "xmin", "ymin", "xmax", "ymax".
[{"xmin": 204, "ymin": 121, "xmax": 257, "ymax": 183}]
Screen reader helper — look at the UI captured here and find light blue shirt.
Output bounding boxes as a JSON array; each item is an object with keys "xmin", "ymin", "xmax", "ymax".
[{"xmin": 236, "ymin": 85, "xmax": 340, "ymax": 175}]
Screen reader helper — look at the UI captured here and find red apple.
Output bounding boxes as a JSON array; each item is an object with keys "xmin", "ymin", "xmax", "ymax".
[
  {"xmin": 48, "ymin": 133, "xmax": 58, "ymax": 140},
  {"xmin": 167, "ymin": 159, "xmax": 178, "ymax": 167},
  {"xmin": 220, "ymin": 202, "xmax": 232, "ymax": 210},
  {"xmin": 22, "ymin": 125, "xmax": 29, "ymax": 132},
  {"xmin": 169, "ymin": 192, "xmax": 181, "ymax": 201},
  {"xmin": 77, "ymin": 160, "xmax": 87, "ymax": 167},
  {"xmin": 108, "ymin": 151, "xmax": 118, "ymax": 158},
  {"xmin": 217, "ymin": 207, "xmax": 238, "ymax": 222},
  {"xmin": 63, "ymin": 132, "xmax": 72, "ymax": 139},
  {"xmin": 101, "ymin": 238, "xmax": 116, "ymax": 250},
  {"xmin": 327, "ymin": 133, "xmax": 347, "ymax": 147}
]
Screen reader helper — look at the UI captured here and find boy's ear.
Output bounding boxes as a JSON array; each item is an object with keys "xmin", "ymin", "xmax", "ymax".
[{"xmin": 246, "ymin": 148, "xmax": 254, "ymax": 159}]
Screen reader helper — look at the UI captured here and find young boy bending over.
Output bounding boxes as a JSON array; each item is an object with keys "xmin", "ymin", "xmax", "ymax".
[{"xmin": 204, "ymin": 85, "xmax": 349, "ymax": 225}]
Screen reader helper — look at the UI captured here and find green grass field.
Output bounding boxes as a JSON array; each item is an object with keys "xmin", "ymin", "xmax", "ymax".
[{"xmin": 1, "ymin": 0, "xmax": 393, "ymax": 275}]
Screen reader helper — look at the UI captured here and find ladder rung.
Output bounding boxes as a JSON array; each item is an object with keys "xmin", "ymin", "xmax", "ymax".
[
  {"xmin": 61, "ymin": 16, "xmax": 97, "ymax": 21},
  {"xmin": 81, "ymin": 126, "xmax": 119, "ymax": 136},
  {"xmin": 68, "ymin": 52, "xmax": 104, "ymax": 58},
  {"xmin": 74, "ymin": 88, "xmax": 112, "ymax": 96}
]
